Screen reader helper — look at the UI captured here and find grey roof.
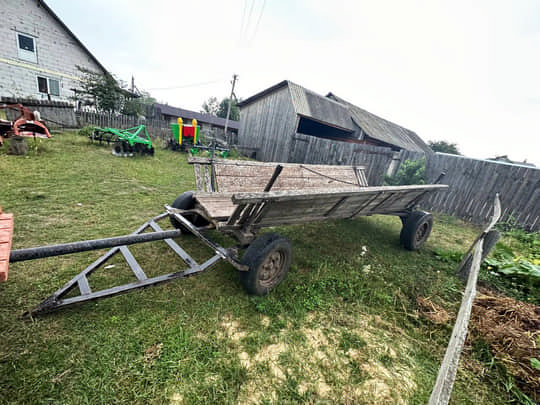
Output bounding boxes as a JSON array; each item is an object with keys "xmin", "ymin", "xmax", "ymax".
[
  {"xmin": 288, "ymin": 82, "xmax": 354, "ymax": 131},
  {"xmin": 327, "ymin": 93, "xmax": 431, "ymax": 153},
  {"xmin": 239, "ymin": 80, "xmax": 430, "ymax": 152},
  {"xmin": 153, "ymin": 103, "xmax": 239, "ymax": 130},
  {"xmin": 39, "ymin": 1, "xmax": 108, "ymax": 74}
]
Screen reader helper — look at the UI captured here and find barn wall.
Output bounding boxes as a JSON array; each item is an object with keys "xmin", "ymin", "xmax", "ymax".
[{"xmin": 238, "ymin": 86, "xmax": 297, "ymax": 162}]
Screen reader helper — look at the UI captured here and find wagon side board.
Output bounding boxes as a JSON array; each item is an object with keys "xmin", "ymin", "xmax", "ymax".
[
  {"xmin": 193, "ymin": 184, "xmax": 448, "ymax": 236},
  {"xmin": 189, "ymin": 157, "xmax": 368, "ymax": 193}
]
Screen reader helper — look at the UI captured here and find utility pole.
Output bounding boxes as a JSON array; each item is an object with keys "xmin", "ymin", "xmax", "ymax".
[{"xmin": 224, "ymin": 73, "xmax": 238, "ymax": 145}]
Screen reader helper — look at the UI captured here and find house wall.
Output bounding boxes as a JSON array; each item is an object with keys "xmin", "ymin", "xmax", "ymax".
[
  {"xmin": 0, "ymin": 0, "xmax": 104, "ymax": 101},
  {"xmin": 238, "ymin": 86, "xmax": 297, "ymax": 162}
]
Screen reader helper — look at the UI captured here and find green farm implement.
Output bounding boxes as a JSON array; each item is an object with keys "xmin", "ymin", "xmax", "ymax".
[
  {"xmin": 168, "ymin": 118, "xmax": 229, "ymax": 157},
  {"xmin": 168, "ymin": 118, "xmax": 200, "ymax": 152},
  {"xmin": 91, "ymin": 125, "xmax": 154, "ymax": 156}
]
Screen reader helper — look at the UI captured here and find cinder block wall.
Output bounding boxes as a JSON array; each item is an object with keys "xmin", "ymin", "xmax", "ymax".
[{"xmin": 0, "ymin": 0, "xmax": 105, "ymax": 101}]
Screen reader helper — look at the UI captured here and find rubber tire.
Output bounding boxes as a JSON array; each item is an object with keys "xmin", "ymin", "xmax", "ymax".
[
  {"xmin": 112, "ymin": 141, "xmax": 123, "ymax": 156},
  {"xmin": 239, "ymin": 233, "xmax": 292, "ymax": 295},
  {"xmin": 169, "ymin": 191, "xmax": 208, "ymax": 232},
  {"xmin": 400, "ymin": 211, "xmax": 433, "ymax": 251}
]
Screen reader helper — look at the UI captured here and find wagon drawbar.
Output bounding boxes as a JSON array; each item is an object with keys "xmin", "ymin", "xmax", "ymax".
[{"xmin": 8, "ymin": 159, "xmax": 447, "ymax": 316}]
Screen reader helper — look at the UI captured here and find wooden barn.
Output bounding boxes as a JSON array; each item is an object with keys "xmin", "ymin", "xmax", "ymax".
[{"xmin": 237, "ymin": 80, "xmax": 431, "ymax": 162}]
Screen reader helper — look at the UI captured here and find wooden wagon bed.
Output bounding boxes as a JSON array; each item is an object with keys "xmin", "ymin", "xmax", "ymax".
[{"xmin": 187, "ymin": 158, "xmax": 448, "ymax": 243}]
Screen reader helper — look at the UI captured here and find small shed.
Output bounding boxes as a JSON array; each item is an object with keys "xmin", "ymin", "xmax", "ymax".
[{"xmin": 237, "ymin": 80, "xmax": 431, "ymax": 162}]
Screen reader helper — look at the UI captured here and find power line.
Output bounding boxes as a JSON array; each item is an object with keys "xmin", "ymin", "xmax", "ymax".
[
  {"xmin": 249, "ymin": 0, "xmax": 266, "ymax": 43},
  {"xmin": 147, "ymin": 79, "xmax": 224, "ymax": 91},
  {"xmin": 239, "ymin": 0, "xmax": 249, "ymax": 42},
  {"xmin": 243, "ymin": 0, "xmax": 256, "ymax": 40}
]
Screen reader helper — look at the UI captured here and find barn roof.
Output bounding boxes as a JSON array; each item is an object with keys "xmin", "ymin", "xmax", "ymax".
[
  {"xmin": 239, "ymin": 80, "xmax": 430, "ymax": 152},
  {"xmin": 153, "ymin": 103, "xmax": 239, "ymax": 130},
  {"xmin": 288, "ymin": 82, "xmax": 354, "ymax": 131},
  {"xmin": 326, "ymin": 93, "xmax": 431, "ymax": 153}
]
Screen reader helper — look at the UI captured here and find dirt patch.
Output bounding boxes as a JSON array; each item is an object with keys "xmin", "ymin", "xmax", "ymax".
[
  {"xmin": 219, "ymin": 317, "xmax": 247, "ymax": 342},
  {"xmin": 469, "ymin": 287, "xmax": 540, "ymax": 402},
  {"xmin": 144, "ymin": 343, "xmax": 163, "ymax": 362},
  {"xmin": 235, "ymin": 310, "xmax": 418, "ymax": 404}
]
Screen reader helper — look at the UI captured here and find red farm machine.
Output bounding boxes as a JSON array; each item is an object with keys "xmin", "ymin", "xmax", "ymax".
[
  {"xmin": 167, "ymin": 118, "xmax": 200, "ymax": 152},
  {"xmin": 0, "ymin": 103, "xmax": 51, "ymax": 146},
  {"xmin": 168, "ymin": 117, "xmax": 229, "ymax": 157}
]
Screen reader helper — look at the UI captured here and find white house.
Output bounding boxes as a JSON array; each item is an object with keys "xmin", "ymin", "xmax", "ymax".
[{"xmin": 0, "ymin": 0, "xmax": 107, "ymax": 101}]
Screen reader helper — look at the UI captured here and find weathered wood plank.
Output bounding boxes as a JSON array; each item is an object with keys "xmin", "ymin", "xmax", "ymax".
[{"xmin": 230, "ymin": 185, "xmax": 448, "ymax": 204}]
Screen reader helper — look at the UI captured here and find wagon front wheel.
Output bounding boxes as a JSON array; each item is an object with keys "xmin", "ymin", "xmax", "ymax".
[
  {"xmin": 169, "ymin": 191, "xmax": 208, "ymax": 232},
  {"xmin": 240, "ymin": 233, "xmax": 292, "ymax": 295},
  {"xmin": 400, "ymin": 211, "xmax": 433, "ymax": 251}
]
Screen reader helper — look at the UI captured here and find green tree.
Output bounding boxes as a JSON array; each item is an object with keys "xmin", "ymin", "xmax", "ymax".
[
  {"xmin": 121, "ymin": 91, "xmax": 156, "ymax": 117},
  {"xmin": 73, "ymin": 67, "xmax": 152, "ymax": 115},
  {"xmin": 217, "ymin": 97, "xmax": 240, "ymax": 121},
  {"xmin": 428, "ymin": 140, "xmax": 461, "ymax": 155},
  {"xmin": 73, "ymin": 67, "xmax": 131, "ymax": 112},
  {"xmin": 384, "ymin": 159, "xmax": 426, "ymax": 185},
  {"xmin": 201, "ymin": 97, "xmax": 220, "ymax": 116},
  {"xmin": 201, "ymin": 97, "xmax": 240, "ymax": 121}
]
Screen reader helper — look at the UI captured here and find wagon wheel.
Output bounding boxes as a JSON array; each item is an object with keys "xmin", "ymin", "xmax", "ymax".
[
  {"xmin": 400, "ymin": 211, "xmax": 433, "ymax": 251},
  {"xmin": 169, "ymin": 191, "xmax": 208, "ymax": 232},
  {"xmin": 239, "ymin": 233, "xmax": 292, "ymax": 295}
]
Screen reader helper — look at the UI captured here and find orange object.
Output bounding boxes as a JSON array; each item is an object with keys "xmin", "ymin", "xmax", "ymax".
[{"xmin": 0, "ymin": 206, "xmax": 14, "ymax": 282}]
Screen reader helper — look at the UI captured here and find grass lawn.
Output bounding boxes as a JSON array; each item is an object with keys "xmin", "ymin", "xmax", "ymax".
[{"xmin": 0, "ymin": 132, "xmax": 534, "ymax": 404}]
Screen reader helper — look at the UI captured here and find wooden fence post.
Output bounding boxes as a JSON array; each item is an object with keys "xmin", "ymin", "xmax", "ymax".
[{"xmin": 428, "ymin": 194, "xmax": 501, "ymax": 405}]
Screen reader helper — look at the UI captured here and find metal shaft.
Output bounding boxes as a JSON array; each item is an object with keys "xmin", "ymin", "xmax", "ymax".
[{"xmin": 9, "ymin": 229, "xmax": 182, "ymax": 263}]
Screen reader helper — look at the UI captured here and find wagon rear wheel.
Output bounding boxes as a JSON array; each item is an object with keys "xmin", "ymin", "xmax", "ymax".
[
  {"xmin": 239, "ymin": 233, "xmax": 292, "ymax": 295},
  {"xmin": 400, "ymin": 211, "xmax": 433, "ymax": 251}
]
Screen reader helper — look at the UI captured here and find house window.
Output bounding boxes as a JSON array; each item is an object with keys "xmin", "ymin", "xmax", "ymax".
[
  {"xmin": 37, "ymin": 76, "xmax": 60, "ymax": 96},
  {"xmin": 17, "ymin": 33, "xmax": 37, "ymax": 63}
]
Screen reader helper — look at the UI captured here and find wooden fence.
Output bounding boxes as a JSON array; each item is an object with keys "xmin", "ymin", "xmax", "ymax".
[
  {"xmin": 288, "ymin": 133, "xmax": 401, "ymax": 186},
  {"xmin": 421, "ymin": 153, "xmax": 539, "ymax": 231},
  {"xmin": 274, "ymin": 133, "xmax": 539, "ymax": 231},
  {"xmin": 75, "ymin": 111, "xmax": 171, "ymax": 140}
]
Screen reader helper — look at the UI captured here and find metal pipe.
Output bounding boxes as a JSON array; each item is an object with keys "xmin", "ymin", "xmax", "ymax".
[
  {"xmin": 10, "ymin": 229, "xmax": 182, "ymax": 263},
  {"xmin": 264, "ymin": 165, "xmax": 283, "ymax": 192}
]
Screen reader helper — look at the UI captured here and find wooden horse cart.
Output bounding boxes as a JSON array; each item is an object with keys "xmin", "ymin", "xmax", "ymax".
[{"xmin": 7, "ymin": 158, "xmax": 447, "ymax": 315}]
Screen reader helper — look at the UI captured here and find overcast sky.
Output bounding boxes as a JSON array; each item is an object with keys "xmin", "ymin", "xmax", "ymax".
[{"xmin": 49, "ymin": 0, "xmax": 539, "ymax": 165}]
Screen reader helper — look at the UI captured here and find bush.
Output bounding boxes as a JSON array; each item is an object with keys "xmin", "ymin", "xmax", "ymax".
[
  {"xmin": 384, "ymin": 158, "xmax": 426, "ymax": 185},
  {"xmin": 78, "ymin": 126, "xmax": 94, "ymax": 138}
]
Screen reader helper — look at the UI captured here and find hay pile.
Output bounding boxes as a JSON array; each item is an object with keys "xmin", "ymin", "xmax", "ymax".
[{"xmin": 470, "ymin": 287, "xmax": 540, "ymax": 402}]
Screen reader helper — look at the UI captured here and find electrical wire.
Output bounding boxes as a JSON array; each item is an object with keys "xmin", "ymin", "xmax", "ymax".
[
  {"xmin": 239, "ymin": 0, "xmax": 249, "ymax": 42},
  {"xmin": 243, "ymin": 0, "xmax": 256, "ymax": 41},
  {"xmin": 249, "ymin": 0, "xmax": 266, "ymax": 44},
  {"xmin": 147, "ymin": 79, "xmax": 224, "ymax": 91}
]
